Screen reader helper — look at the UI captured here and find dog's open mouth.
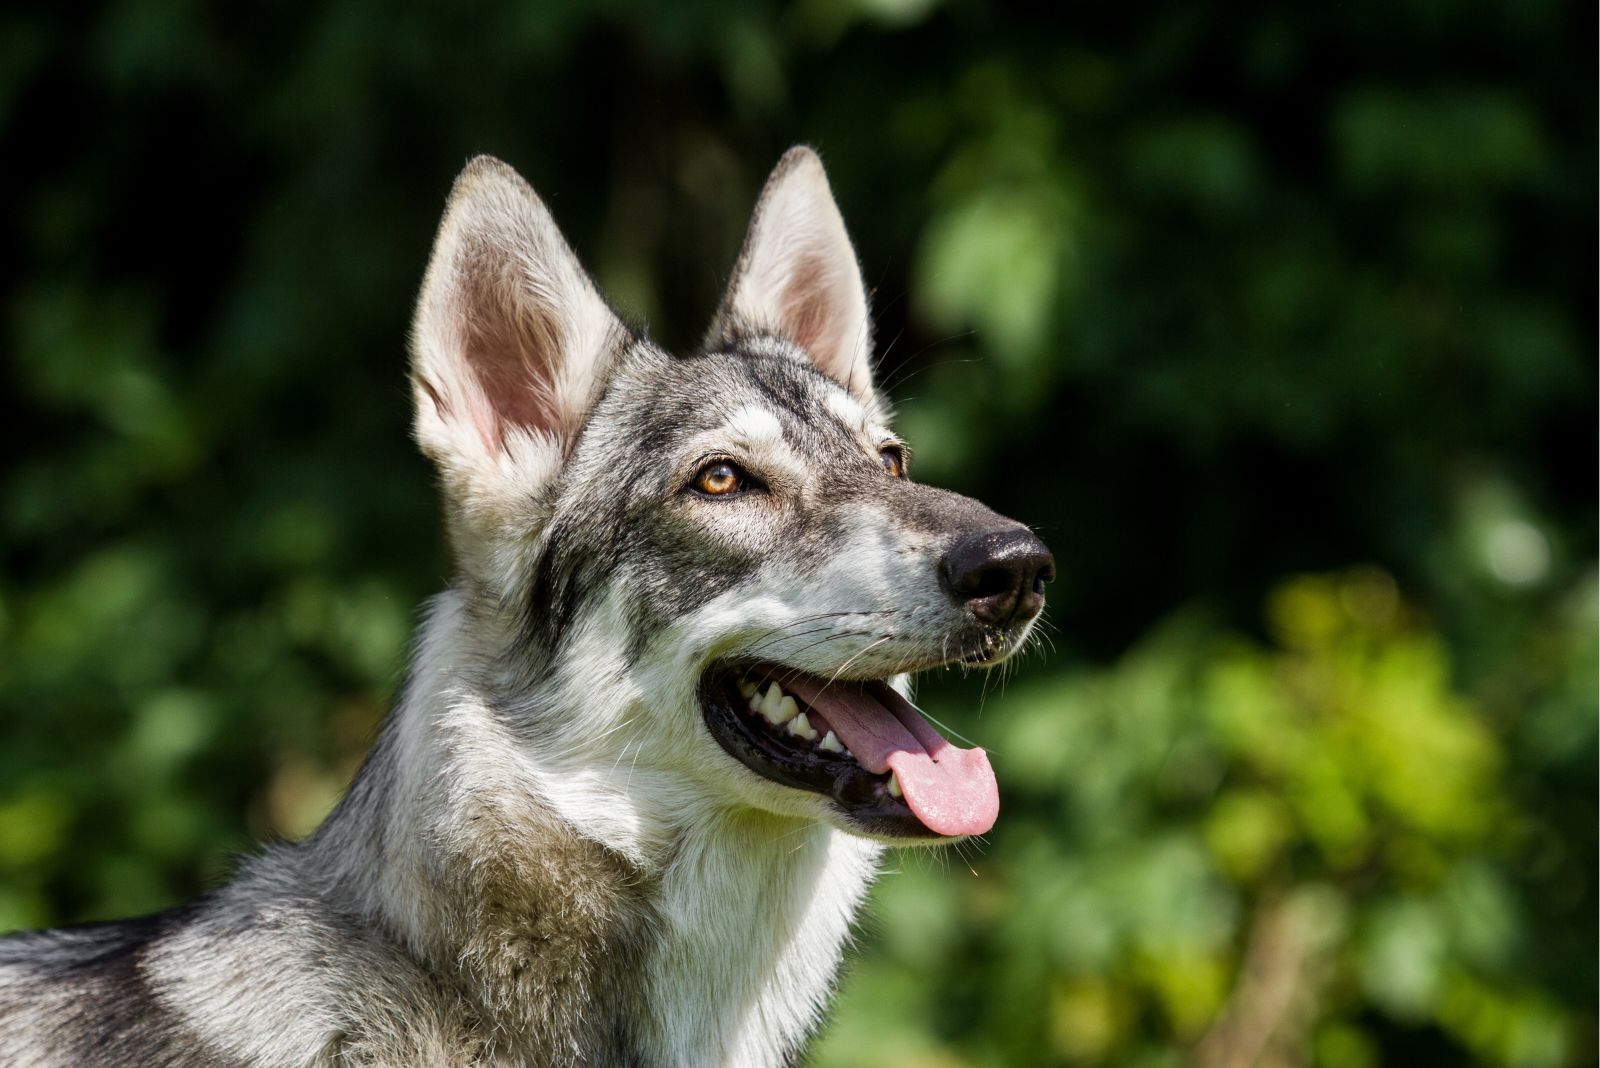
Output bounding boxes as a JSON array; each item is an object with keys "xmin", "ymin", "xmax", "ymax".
[{"xmin": 700, "ymin": 664, "xmax": 998, "ymax": 839}]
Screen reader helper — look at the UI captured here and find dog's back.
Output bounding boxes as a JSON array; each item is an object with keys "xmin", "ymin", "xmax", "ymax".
[
  {"xmin": 0, "ymin": 870, "xmax": 445, "ymax": 1065},
  {"xmin": 1, "ymin": 909, "xmax": 202, "ymax": 1063}
]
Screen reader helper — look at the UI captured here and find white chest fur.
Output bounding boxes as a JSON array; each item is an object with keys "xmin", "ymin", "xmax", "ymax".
[{"xmin": 641, "ymin": 818, "xmax": 882, "ymax": 1067}]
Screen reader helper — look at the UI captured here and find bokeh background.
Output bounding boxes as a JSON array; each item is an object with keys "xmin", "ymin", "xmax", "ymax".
[{"xmin": 0, "ymin": 2, "xmax": 1594, "ymax": 1065}]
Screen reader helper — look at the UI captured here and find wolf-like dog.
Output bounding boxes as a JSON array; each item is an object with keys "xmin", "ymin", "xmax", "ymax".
[{"xmin": 0, "ymin": 148, "xmax": 1052, "ymax": 1066}]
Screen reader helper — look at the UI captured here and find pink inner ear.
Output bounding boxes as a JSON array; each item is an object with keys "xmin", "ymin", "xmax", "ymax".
[
  {"xmin": 781, "ymin": 254, "xmax": 849, "ymax": 375},
  {"xmin": 781, "ymin": 258, "xmax": 829, "ymax": 353},
  {"xmin": 459, "ymin": 287, "xmax": 563, "ymax": 453}
]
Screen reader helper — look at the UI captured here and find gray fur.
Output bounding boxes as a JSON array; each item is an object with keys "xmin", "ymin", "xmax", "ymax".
[{"xmin": 0, "ymin": 149, "xmax": 1046, "ymax": 1066}]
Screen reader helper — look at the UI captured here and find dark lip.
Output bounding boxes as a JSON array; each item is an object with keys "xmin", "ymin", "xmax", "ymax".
[
  {"xmin": 892, "ymin": 625, "xmax": 1024, "ymax": 672},
  {"xmin": 698, "ymin": 663, "xmax": 941, "ymax": 840},
  {"xmin": 960, "ymin": 622, "xmax": 1035, "ymax": 665}
]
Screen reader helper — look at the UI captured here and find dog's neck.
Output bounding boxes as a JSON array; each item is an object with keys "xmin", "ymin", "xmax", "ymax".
[
  {"xmin": 307, "ymin": 590, "xmax": 882, "ymax": 1065},
  {"xmin": 641, "ymin": 806, "xmax": 881, "ymax": 1064}
]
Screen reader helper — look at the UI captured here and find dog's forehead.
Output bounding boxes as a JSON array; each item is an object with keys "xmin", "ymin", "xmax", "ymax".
[{"xmin": 607, "ymin": 345, "xmax": 883, "ymax": 451}]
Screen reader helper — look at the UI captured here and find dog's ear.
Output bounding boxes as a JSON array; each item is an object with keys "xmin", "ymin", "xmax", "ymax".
[
  {"xmin": 708, "ymin": 146, "xmax": 874, "ymax": 399},
  {"xmin": 410, "ymin": 156, "xmax": 627, "ymax": 521}
]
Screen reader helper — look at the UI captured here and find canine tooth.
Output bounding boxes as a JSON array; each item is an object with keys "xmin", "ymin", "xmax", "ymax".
[
  {"xmin": 738, "ymin": 679, "xmax": 758, "ymax": 700},
  {"xmin": 787, "ymin": 712, "xmax": 818, "ymax": 741},
  {"xmin": 817, "ymin": 731, "xmax": 844, "ymax": 754},
  {"xmin": 759, "ymin": 683, "xmax": 791, "ymax": 725},
  {"xmin": 887, "ymin": 772, "xmax": 903, "ymax": 798}
]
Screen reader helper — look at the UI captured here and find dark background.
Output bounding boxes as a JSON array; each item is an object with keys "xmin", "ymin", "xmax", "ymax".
[{"xmin": 0, "ymin": 2, "xmax": 1593, "ymax": 1065}]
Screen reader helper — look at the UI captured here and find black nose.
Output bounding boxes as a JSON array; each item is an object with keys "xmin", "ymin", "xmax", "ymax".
[{"xmin": 940, "ymin": 528, "xmax": 1054, "ymax": 627}]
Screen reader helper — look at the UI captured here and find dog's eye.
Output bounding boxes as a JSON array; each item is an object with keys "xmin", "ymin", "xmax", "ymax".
[
  {"xmin": 879, "ymin": 445, "xmax": 907, "ymax": 478},
  {"xmin": 693, "ymin": 461, "xmax": 751, "ymax": 496}
]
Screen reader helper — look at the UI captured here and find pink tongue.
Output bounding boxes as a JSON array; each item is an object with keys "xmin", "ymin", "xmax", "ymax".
[{"xmin": 782, "ymin": 677, "xmax": 998, "ymax": 837}]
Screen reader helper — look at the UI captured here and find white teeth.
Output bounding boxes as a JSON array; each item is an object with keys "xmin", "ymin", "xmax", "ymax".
[
  {"xmin": 786, "ymin": 712, "xmax": 818, "ymax": 741},
  {"xmin": 742, "ymin": 680, "xmax": 856, "ymax": 758},
  {"xmin": 887, "ymin": 772, "xmax": 903, "ymax": 799},
  {"xmin": 758, "ymin": 682, "xmax": 793, "ymax": 725}
]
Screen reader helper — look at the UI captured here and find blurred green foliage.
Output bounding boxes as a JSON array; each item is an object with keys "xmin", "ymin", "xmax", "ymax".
[{"xmin": 0, "ymin": 1, "xmax": 1592, "ymax": 1065}]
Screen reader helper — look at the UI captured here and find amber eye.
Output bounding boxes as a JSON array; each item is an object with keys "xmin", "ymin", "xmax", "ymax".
[
  {"xmin": 693, "ymin": 461, "xmax": 747, "ymax": 496},
  {"xmin": 879, "ymin": 445, "xmax": 907, "ymax": 478}
]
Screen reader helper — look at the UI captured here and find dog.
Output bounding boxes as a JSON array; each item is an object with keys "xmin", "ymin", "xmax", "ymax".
[{"xmin": 0, "ymin": 147, "xmax": 1052, "ymax": 1066}]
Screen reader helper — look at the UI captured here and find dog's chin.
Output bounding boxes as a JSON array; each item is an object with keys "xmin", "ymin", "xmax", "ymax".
[{"xmin": 698, "ymin": 659, "xmax": 1002, "ymax": 844}]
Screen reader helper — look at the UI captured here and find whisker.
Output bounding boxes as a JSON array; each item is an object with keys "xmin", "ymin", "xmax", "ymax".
[
  {"xmin": 895, "ymin": 694, "xmax": 984, "ymax": 750},
  {"xmin": 823, "ymin": 635, "xmax": 894, "ymax": 688},
  {"xmin": 878, "ymin": 334, "xmax": 978, "ymax": 394},
  {"xmin": 742, "ymin": 624, "xmax": 846, "ymax": 660},
  {"xmin": 951, "ymin": 839, "xmax": 981, "ymax": 878},
  {"xmin": 743, "ymin": 611, "xmax": 870, "ymax": 643},
  {"xmin": 739, "ymin": 611, "xmax": 899, "ymax": 661},
  {"xmin": 976, "ymin": 649, "xmax": 996, "ymax": 716},
  {"xmin": 769, "ymin": 633, "xmax": 875, "ymax": 680},
  {"xmin": 625, "ymin": 737, "xmax": 645, "ymax": 790}
]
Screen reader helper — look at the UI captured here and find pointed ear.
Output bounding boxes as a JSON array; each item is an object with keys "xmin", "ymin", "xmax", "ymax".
[
  {"xmin": 707, "ymin": 147, "xmax": 875, "ymax": 399},
  {"xmin": 410, "ymin": 156, "xmax": 627, "ymax": 518}
]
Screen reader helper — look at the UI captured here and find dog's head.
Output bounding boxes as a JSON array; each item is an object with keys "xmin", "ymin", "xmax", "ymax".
[{"xmin": 410, "ymin": 149, "xmax": 1050, "ymax": 844}]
